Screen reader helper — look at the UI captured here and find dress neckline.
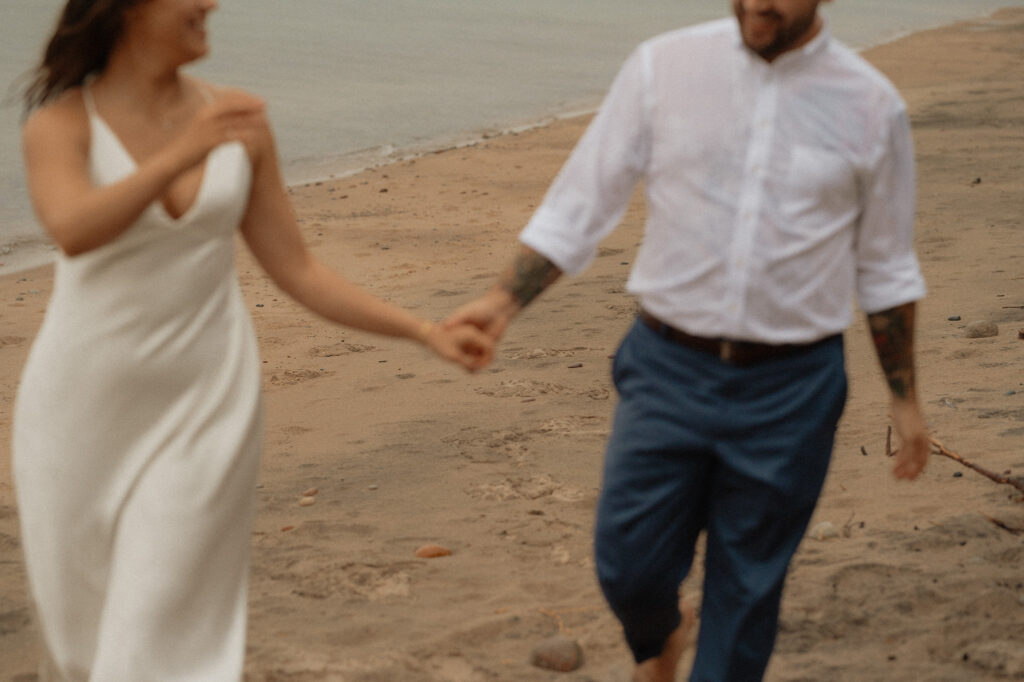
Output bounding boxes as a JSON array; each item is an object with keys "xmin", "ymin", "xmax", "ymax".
[{"xmin": 83, "ymin": 83, "xmax": 214, "ymax": 225}]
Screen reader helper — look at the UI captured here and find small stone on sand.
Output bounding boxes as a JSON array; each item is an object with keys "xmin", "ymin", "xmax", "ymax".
[
  {"xmin": 530, "ymin": 635, "xmax": 583, "ymax": 672},
  {"xmin": 298, "ymin": 496, "xmax": 316, "ymax": 507},
  {"xmin": 809, "ymin": 521, "xmax": 839, "ymax": 540},
  {"xmin": 965, "ymin": 321, "xmax": 998, "ymax": 338},
  {"xmin": 415, "ymin": 544, "xmax": 452, "ymax": 559}
]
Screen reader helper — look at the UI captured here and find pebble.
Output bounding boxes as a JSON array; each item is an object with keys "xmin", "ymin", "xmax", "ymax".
[
  {"xmin": 808, "ymin": 521, "xmax": 839, "ymax": 540},
  {"xmin": 303, "ymin": 487, "xmax": 319, "ymax": 497},
  {"xmin": 530, "ymin": 636, "xmax": 583, "ymax": 672},
  {"xmin": 965, "ymin": 321, "xmax": 998, "ymax": 338},
  {"xmin": 368, "ymin": 484, "xmax": 379, "ymax": 491},
  {"xmin": 953, "ymin": 472, "xmax": 963, "ymax": 478},
  {"xmin": 414, "ymin": 544, "xmax": 452, "ymax": 559},
  {"xmin": 298, "ymin": 496, "xmax": 316, "ymax": 507},
  {"xmin": 567, "ymin": 363, "xmax": 583, "ymax": 369},
  {"xmin": 947, "ymin": 315, "xmax": 961, "ymax": 321}
]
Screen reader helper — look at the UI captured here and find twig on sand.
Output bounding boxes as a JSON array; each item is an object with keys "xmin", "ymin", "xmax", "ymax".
[
  {"xmin": 929, "ymin": 437, "xmax": 1024, "ymax": 494},
  {"xmin": 886, "ymin": 426, "xmax": 894, "ymax": 457},
  {"xmin": 982, "ymin": 513, "xmax": 1024, "ymax": 535}
]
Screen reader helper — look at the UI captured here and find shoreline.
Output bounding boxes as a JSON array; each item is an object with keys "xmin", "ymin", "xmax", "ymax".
[
  {"xmin": 0, "ymin": 106, "xmax": 600, "ymax": 277},
  {"xmin": 1, "ymin": 3, "xmax": 1016, "ymax": 277},
  {"xmin": 2, "ymin": 8, "xmax": 1023, "ymax": 681}
]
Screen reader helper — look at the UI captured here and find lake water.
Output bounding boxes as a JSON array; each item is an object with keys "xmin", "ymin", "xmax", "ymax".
[{"xmin": 0, "ymin": 0, "xmax": 1011, "ymax": 269}]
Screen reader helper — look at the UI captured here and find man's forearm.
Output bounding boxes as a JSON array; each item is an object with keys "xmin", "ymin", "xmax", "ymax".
[
  {"xmin": 498, "ymin": 247, "xmax": 563, "ymax": 308},
  {"xmin": 867, "ymin": 301, "xmax": 918, "ymax": 401}
]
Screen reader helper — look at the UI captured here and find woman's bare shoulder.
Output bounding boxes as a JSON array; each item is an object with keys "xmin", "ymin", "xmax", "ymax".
[
  {"xmin": 23, "ymin": 89, "xmax": 89, "ymax": 146},
  {"xmin": 188, "ymin": 76, "xmax": 260, "ymax": 104}
]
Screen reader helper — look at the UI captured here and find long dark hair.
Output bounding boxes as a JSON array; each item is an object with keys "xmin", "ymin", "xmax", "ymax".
[{"xmin": 22, "ymin": 0, "xmax": 147, "ymax": 113}]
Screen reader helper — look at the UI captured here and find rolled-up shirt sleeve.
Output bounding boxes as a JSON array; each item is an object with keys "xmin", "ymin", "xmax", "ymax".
[
  {"xmin": 519, "ymin": 47, "xmax": 651, "ymax": 275},
  {"xmin": 854, "ymin": 104, "xmax": 927, "ymax": 313}
]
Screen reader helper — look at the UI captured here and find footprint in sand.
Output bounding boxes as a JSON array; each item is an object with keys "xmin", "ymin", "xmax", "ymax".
[
  {"xmin": 0, "ymin": 336, "xmax": 26, "ymax": 348},
  {"xmin": 536, "ymin": 415, "xmax": 608, "ymax": 439},
  {"xmin": 469, "ymin": 474, "xmax": 585, "ymax": 503},
  {"xmin": 476, "ymin": 378, "xmax": 569, "ymax": 399},
  {"xmin": 277, "ymin": 560, "xmax": 419, "ymax": 601},
  {"xmin": 503, "ymin": 347, "xmax": 591, "ymax": 360},
  {"xmin": 309, "ymin": 341, "xmax": 377, "ymax": 357},
  {"xmin": 269, "ymin": 368, "xmax": 335, "ymax": 386}
]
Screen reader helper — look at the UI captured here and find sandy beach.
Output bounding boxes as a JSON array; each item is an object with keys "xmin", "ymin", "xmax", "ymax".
[{"xmin": 2, "ymin": 8, "xmax": 1023, "ymax": 681}]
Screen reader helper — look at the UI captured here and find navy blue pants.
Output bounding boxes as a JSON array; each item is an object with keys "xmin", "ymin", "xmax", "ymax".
[{"xmin": 595, "ymin": 319, "xmax": 847, "ymax": 681}]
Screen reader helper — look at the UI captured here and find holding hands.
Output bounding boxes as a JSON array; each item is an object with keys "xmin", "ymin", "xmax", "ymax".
[
  {"xmin": 420, "ymin": 320, "xmax": 495, "ymax": 372},
  {"xmin": 443, "ymin": 288, "xmax": 521, "ymax": 344},
  {"xmin": 442, "ymin": 246, "xmax": 563, "ymax": 368}
]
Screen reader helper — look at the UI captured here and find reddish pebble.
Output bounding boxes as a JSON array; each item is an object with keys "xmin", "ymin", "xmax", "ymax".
[
  {"xmin": 414, "ymin": 544, "xmax": 452, "ymax": 559},
  {"xmin": 281, "ymin": 525, "xmax": 295, "ymax": 532},
  {"xmin": 303, "ymin": 487, "xmax": 319, "ymax": 497},
  {"xmin": 298, "ymin": 496, "xmax": 316, "ymax": 507}
]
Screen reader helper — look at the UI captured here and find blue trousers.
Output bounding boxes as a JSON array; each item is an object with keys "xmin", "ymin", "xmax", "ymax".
[{"xmin": 595, "ymin": 319, "xmax": 847, "ymax": 681}]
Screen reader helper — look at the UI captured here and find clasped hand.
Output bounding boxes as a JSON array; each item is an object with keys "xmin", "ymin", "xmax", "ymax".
[{"xmin": 422, "ymin": 321, "xmax": 495, "ymax": 373}]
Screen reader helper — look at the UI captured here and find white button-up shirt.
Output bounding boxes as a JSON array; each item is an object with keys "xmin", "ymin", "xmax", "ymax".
[{"xmin": 520, "ymin": 18, "xmax": 926, "ymax": 344}]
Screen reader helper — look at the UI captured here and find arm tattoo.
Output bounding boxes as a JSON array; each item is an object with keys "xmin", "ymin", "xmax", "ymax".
[
  {"xmin": 499, "ymin": 250, "xmax": 562, "ymax": 308},
  {"xmin": 867, "ymin": 302, "xmax": 917, "ymax": 400}
]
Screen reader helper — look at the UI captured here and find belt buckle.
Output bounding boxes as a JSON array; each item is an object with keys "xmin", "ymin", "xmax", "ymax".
[{"xmin": 719, "ymin": 340, "xmax": 734, "ymax": 363}]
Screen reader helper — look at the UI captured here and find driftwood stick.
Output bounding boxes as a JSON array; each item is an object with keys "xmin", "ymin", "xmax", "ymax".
[
  {"xmin": 982, "ymin": 513, "xmax": 1024, "ymax": 535},
  {"xmin": 886, "ymin": 426, "xmax": 894, "ymax": 457},
  {"xmin": 929, "ymin": 437, "xmax": 1024, "ymax": 494}
]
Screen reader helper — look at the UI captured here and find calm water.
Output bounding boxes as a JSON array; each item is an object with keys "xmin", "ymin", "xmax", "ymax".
[{"xmin": 0, "ymin": 0, "xmax": 1011, "ymax": 265}]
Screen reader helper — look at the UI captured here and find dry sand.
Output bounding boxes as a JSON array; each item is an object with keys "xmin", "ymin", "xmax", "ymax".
[{"xmin": 1, "ymin": 8, "xmax": 1023, "ymax": 681}]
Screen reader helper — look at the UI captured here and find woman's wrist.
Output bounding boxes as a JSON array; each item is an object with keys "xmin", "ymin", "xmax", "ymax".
[{"xmin": 415, "ymin": 319, "xmax": 435, "ymax": 345}]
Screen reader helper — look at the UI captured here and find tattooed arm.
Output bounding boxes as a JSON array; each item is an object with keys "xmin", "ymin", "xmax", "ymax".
[
  {"xmin": 444, "ymin": 246, "xmax": 563, "ymax": 341},
  {"xmin": 867, "ymin": 302, "xmax": 930, "ymax": 480}
]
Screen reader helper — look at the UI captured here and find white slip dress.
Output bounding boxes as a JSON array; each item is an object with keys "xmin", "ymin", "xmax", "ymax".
[{"xmin": 12, "ymin": 85, "xmax": 264, "ymax": 681}]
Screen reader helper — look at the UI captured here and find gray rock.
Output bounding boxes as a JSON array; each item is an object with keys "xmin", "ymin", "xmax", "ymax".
[
  {"xmin": 965, "ymin": 321, "xmax": 998, "ymax": 338},
  {"xmin": 530, "ymin": 635, "xmax": 584, "ymax": 672}
]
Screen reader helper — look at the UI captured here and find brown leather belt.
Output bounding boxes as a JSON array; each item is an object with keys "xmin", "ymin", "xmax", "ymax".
[{"xmin": 639, "ymin": 309, "xmax": 830, "ymax": 366}]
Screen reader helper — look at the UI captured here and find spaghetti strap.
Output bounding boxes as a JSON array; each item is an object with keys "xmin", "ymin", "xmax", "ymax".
[{"xmin": 82, "ymin": 82, "xmax": 98, "ymax": 118}]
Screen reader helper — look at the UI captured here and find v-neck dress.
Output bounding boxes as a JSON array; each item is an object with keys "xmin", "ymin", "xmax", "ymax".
[{"xmin": 12, "ymin": 86, "xmax": 263, "ymax": 681}]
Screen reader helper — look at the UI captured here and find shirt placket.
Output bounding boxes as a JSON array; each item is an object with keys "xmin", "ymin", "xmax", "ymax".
[{"xmin": 725, "ymin": 65, "xmax": 778, "ymax": 337}]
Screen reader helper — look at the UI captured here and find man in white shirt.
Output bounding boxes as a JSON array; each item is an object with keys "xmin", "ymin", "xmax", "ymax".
[{"xmin": 446, "ymin": 1, "xmax": 931, "ymax": 680}]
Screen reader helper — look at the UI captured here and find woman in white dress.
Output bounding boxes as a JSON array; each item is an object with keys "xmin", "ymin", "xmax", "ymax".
[{"xmin": 14, "ymin": 1, "xmax": 492, "ymax": 679}]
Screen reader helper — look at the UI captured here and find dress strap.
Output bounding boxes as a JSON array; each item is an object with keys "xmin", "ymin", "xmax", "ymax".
[{"xmin": 81, "ymin": 81, "xmax": 99, "ymax": 119}]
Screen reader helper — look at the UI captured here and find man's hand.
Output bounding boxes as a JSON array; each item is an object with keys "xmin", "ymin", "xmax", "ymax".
[
  {"xmin": 422, "ymin": 321, "xmax": 495, "ymax": 372},
  {"xmin": 868, "ymin": 303, "xmax": 933, "ymax": 477},
  {"xmin": 444, "ymin": 245, "xmax": 563, "ymax": 345},
  {"xmin": 867, "ymin": 302, "xmax": 930, "ymax": 479},
  {"xmin": 891, "ymin": 399, "xmax": 929, "ymax": 479},
  {"xmin": 444, "ymin": 287, "xmax": 521, "ymax": 341}
]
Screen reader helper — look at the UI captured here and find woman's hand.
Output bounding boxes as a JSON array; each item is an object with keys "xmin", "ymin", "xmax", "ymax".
[
  {"xmin": 421, "ymin": 321, "xmax": 495, "ymax": 372},
  {"xmin": 168, "ymin": 91, "xmax": 267, "ymax": 171}
]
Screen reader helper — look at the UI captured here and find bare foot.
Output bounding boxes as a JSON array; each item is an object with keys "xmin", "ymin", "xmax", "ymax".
[{"xmin": 632, "ymin": 601, "xmax": 697, "ymax": 682}]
